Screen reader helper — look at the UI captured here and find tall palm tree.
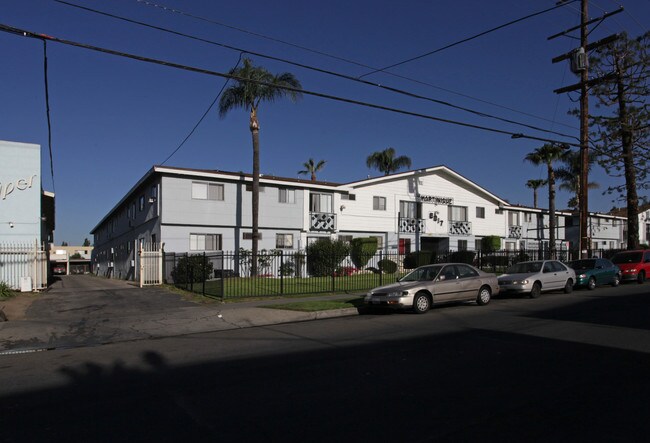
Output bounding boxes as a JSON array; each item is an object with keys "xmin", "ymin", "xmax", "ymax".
[
  {"xmin": 218, "ymin": 58, "xmax": 302, "ymax": 276},
  {"xmin": 366, "ymin": 147, "xmax": 412, "ymax": 176},
  {"xmin": 524, "ymin": 144, "xmax": 567, "ymax": 258},
  {"xmin": 526, "ymin": 179, "xmax": 547, "ymax": 209},
  {"xmin": 555, "ymin": 150, "xmax": 599, "ymax": 209},
  {"xmin": 298, "ymin": 158, "xmax": 326, "ymax": 181}
]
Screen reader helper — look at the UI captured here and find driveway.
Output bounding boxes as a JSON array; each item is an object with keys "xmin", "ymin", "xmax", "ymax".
[{"xmin": 1, "ymin": 275, "xmax": 224, "ymax": 352}]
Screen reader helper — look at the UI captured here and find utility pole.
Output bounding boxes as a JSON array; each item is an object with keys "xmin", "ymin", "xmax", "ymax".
[{"xmin": 549, "ymin": 0, "xmax": 623, "ymax": 259}]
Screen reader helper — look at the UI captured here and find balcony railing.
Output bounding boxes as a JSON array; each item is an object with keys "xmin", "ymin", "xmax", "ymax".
[
  {"xmin": 399, "ymin": 217, "xmax": 426, "ymax": 233},
  {"xmin": 449, "ymin": 221, "xmax": 472, "ymax": 236},
  {"xmin": 508, "ymin": 225, "xmax": 522, "ymax": 238},
  {"xmin": 310, "ymin": 212, "xmax": 336, "ymax": 231}
]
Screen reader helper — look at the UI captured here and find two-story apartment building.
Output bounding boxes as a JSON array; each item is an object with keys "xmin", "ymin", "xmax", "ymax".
[{"xmin": 91, "ymin": 164, "xmax": 577, "ymax": 280}]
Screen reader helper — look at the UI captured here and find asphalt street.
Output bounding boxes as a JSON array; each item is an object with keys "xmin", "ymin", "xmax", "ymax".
[{"xmin": 1, "ymin": 280, "xmax": 649, "ymax": 442}]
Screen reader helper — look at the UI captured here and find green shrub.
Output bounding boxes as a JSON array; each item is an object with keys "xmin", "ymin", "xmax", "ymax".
[
  {"xmin": 171, "ymin": 255, "xmax": 214, "ymax": 284},
  {"xmin": 481, "ymin": 236, "xmax": 502, "ymax": 253},
  {"xmin": 306, "ymin": 239, "xmax": 350, "ymax": 277},
  {"xmin": 0, "ymin": 281, "xmax": 14, "ymax": 298},
  {"xmin": 350, "ymin": 237, "xmax": 378, "ymax": 269},
  {"xmin": 378, "ymin": 258, "xmax": 397, "ymax": 274},
  {"xmin": 483, "ymin": 255, "xmax": 509, "ymax": 268},
  {"xmin": 449, "ymin": 250, "xmax": 476, "ymax": 264},
  {"xmin": 403, "ymin": 251, "xmax": 433, "ymax": 269}
]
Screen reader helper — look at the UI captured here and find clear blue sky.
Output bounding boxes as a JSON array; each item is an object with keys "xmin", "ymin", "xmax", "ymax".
[{"xmin": 2, "ymin": 0, "xmax": 648, "ymax": 245}]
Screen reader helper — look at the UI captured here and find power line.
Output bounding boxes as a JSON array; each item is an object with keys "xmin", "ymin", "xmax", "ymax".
[
  {"xmin": 53, "ymin": 0, "xmax": 579, "ymax": 140},
  {"xmin": 42, "ymin": 40, "xmax": 55, "ymax": 192},
  {"xmin": 0, "ymin": 23, "xmax": 581, "ymax": 150},
  {"xmin": 130, "ymin": 0, "xmax": 579, "ymax": 132},
  {"xmin": 160, "ymin": 53, "xmax": 243, "ymax": 165},
  {"xmin": 358, "ymin": 1, "xmax": 579, "ymax": 78}
]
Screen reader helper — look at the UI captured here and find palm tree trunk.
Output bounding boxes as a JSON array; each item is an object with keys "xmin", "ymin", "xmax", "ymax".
[
  {"xmin": 548, "ymin": 164, "xmax": 556, "ymax": 258},
  {"xmin": 311, "ymin": 172, "xmax": 316, "ymax": 181},
  {"xmin": 533, "ymin": 189, "xmax": 538, "ymax": 209},
  {"xmin": 250, "ymin": 107, "xmax": 260, "ymax": 277}
]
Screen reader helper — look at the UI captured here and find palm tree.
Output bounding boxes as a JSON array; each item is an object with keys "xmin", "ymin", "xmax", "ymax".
[
  {"xmin": 366, "ymin": 147, "xmax": 412, "ymax": 176},
  {"xmin": 525, "ymin": 179, "xmax": 547, "ymax": 209},
  {"xmin": 524, "ymin": 144, "xmax": 567, "ymax": 258},
  {"xmin": 298, "ymin": 158, "xmax": 326, "ymax": 181},
  {"xmin": 218, "ymin": 58, "xmax": 302, "ymax": 276},
  {"xmin": 555, "ymin": 150, "xmax": 599, "ymax": 209}
]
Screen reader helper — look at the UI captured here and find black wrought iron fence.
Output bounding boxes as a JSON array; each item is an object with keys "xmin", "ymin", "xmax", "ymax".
[{"xmin": 164, "ymin": 246, "xmax": 586, "ymax": 299}]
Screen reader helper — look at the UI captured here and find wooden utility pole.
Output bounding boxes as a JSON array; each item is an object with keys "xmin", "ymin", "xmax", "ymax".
[
  {"xmin": 549, "ymin": 1, "xmax": 623, "ymax": 258},
  {"xmin": 578, "ymin": 0, "xmax": 589, "ymax": 259}
]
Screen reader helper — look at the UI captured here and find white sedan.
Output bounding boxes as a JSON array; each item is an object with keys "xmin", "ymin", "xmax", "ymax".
[{"xmin": 497, "ymin": 260, "xmax": 576, "ymax": 298}]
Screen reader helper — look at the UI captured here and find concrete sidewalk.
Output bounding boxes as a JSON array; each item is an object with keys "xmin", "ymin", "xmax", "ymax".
[{"xmin": 0, "ymin": 276, "xmax": 365, "ymax": 354}]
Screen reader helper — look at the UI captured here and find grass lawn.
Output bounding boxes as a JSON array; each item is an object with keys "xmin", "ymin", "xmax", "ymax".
[
  {"xmin": 176, "ymin": 273, "xmax": 402, "ymax": 299},
  {"xmin": 263, "ymin": 297, "xmax": 365, "ymax": 312}
]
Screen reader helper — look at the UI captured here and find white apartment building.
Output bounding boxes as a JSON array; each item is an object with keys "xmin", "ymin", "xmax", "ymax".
[{"xmin": 91, "ymin": 164, "xmax": 589, "ymax": 280}]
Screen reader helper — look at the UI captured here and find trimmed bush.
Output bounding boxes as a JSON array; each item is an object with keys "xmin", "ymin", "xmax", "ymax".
[
  {"xmin": 403, "ymin": 251, "xmax": 433, "ymax": 269},
  {"xmin": 350, "ymin": 237, "xmax": 378, "ymax": 269},
  {"xmin": 449, "ymin": 250, "xmax": 476, "ymax": 264},
  {"xmin": 481, "ymin": 236, "xmax": 502, "ymax": 253},
  {"xmin": 306, "ymin": 239, "xmax": 350, "ymax": 277},
  {"xmin": 0, "ymin": 281, "xmax": 14, "ymax": 298},
  {"xmin": 378, "ymin": 258, "xmax": 397, "ymax": 274},
  {"xmin": 171, "ymin": 255, "xmax": 214, "ymax": 284}
]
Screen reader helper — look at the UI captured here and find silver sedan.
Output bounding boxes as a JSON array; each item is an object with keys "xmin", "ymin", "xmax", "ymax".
[
  {"xmin": 365, "ymin": 263, "xmax": 500, "ymax": 314},
  {"xmin": 497, "ymin": 260, "xmax": 576, "ymax": 298}
]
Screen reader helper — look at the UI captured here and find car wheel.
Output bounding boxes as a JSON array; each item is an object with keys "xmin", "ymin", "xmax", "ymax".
[
  {"xmin": 476, "ymin": 286, "xmax": 491, "ymax": 306},
  {"xmin": 413, "ymin": 292, "xmax": 431, "ymax": 314},
  {"xmin": 587, "ymin": 277, "xmax": 596, "ymax": 290},
  {"xmin": 611, "ymin": 274, "xmax": 620, "ymax": 287},
  {"xmin": 638, "ymin": 271, "xmax": 646, "ymax": 284},
  {"xmin": 530, "ymin": 282, "xmax": 541, "ymax": 299},
  {"xmin": 564, "ymin": 279, "xmax": 574, "ymax": 294}
]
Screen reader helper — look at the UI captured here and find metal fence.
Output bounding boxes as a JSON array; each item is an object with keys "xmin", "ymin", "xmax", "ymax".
[
  {"xmin": 164, "ymin": 245, "xmax": 600, "ymax": 299},
  {"xmin": 0, "ymin": 241, "xmax": 48, "ymax": 291}
]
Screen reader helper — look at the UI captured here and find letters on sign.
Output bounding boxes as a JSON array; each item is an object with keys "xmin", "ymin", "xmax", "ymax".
[
  {"xmin": 417, "ymin": 194, "xmax": 453, "ymax": 205},
  {"xmin": 0, "ymin": 174, "xmax": 38, "ymax": 201}
]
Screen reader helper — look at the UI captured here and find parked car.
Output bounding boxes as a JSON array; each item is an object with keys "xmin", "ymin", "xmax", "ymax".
[
  {"xmin": 568, "ymin": 258, "xmax": 621, "ymax": 289},
  {"xmin": 364, "ymin": 263, "xmax": 499, "ymax": 314},
  {"xmin": 497, "ymin": 260, "xmax": 576, "ymax": 298},
  {"xmin": 611, "ymin": 250, "xmax": 650, "ymax": 283}
]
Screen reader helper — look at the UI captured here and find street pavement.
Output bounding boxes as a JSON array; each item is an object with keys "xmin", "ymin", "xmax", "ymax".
[{"xmin": 0, "ymin": 275, "xmax": 363, "ymax": 353}]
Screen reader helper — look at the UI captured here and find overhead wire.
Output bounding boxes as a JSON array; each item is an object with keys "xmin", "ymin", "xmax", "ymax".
[
  {"xmin": 357, "ymin": 0, "xmax": 579, "ymax": 78},
  {"xmin": 130, "ymin": 0, "xmax": 579, "ymax": 131},
  {"xmin": 160, "ymin": 53, "xmax": 243, "ymax": 165},
  {"xmin": 42, "ymin": 40, "xmax": 55, "ymax": 192},
  {"xmin": 54, "ymin": 0, "xmax": 579, "ymax": 140},
  {"xmin": 0, "ymin": 23, "xmax": 581, "ymax": 148}
]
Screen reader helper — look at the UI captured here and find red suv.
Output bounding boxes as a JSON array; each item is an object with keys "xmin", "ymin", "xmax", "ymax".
[{"xmin": 611, "ymin": 250, "xmax": 650, "ymax": 284}]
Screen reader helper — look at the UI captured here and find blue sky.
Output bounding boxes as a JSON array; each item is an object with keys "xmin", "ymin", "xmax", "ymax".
[{"xmin": 2, "ymin": 0, "xmax": 648, "ymax": 245}]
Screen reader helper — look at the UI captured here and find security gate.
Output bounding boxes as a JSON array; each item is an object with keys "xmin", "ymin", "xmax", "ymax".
[{"xmin": 138, "ymin": 242, "xmax": 164, "ymax": 287}]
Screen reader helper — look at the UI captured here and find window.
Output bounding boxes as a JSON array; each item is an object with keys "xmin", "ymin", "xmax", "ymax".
[
  {"xmin": 310, "ymin": 193, "xmax": 332, "ymax": 212},
  {"xmin": 458, "ymin": 239, "xmax": 468, "ymax": 251},
  {"xmin": 190, "ymin": 234, "xmax": 221, "ymax": 251},
  {"xmin": 400, "ymin": 201, "xmax": 419, "ymax": 218},
  {"xmin": 476, "ymin": 207, "xmax": 485, "ymax": 219},
  {"xmin": 151, "ymin": 185, "xmax": 158, "ymax": 199},
  {"xmin": 399, "ymin": 238, "xmax": 411, "ymax": 254},
  {"xmin": 192, "ymin": 182, "xmax": 224, "ymax": 201},
  {"xmin": 139, "ymin": 195, "xmax": 145, "ymax": 211},
  {"xmin": 131, "ymin": 202, "xmax": 136, "ymax": 219},
  {"xmin": 525, "ymin": 213, "xmax": 532, "ymax": 223},
  {"xmin": 495, "ymin": 208, "xmax": 503, "ymax": 215},
  {"xmin": 508, "ymin": 211, "xmax": 520, "ymax": 226},
  {"xmin": 373, "ymin": 196, "xmax": 387, "ymax": 211},
  {"xmin": 475, "ymin": 239, "xmax": 482, "ymax": 251},
  {"xmin": 341, "ymin": 194, "xmax": 356, "ymax": 201},
  {"xmin": 276, "ymin": 234, "xmax": 293, "ymax": 249},
  {"xmin": 448, "ymin": 205, "xmax": 468, "ymax": 222},
  {"xmin": 375, "ymin": 236, "xmax": 384, "ymax": 250},
  {"xmin": 278, "ymin": 188, "xmax": 295, "ymax": 204},
  {"xmin": 457, "ymin": 264, "xmax": 478, "ymax": 278},
  {"xmin": 338, "ymin": 235, "xmax": 353, "ymax": 244}
]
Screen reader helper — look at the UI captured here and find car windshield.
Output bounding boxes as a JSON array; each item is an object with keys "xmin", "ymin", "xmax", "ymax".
[
  {"xmin": 506, "ymin": 262, "xmax": 542, "ymax": 274},
  {"xmin": 612, "ymin": 252, "xmax": 642, "ymax": 264},
  {"xmin": 569, "ymin": 260, "xmax": 595, "ymax": 271},
  {"xmin": 400, "ymin": 266, "xmax": 442, "ymax": 282}
]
